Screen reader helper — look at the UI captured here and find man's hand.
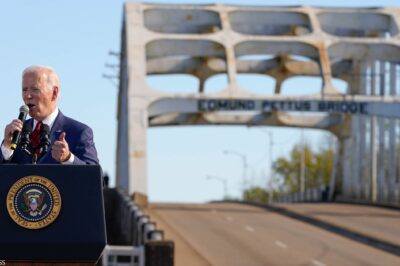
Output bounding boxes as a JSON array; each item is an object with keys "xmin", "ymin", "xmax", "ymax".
[
  {"xmin": 3, "ymin": 119, "xmax": 23, "ymax": 148},
  {"xmin": 51, "ymin": 132, "xmax": 71, "ymax": 163}
]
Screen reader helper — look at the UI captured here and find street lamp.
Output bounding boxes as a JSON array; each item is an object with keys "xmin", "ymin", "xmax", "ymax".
[
  {"xmin": 300, "ymin": 129, "xmax": 305, "ymax": 194},
  {"xmin": 255, "ymin": 128, "xmax": 274, "ymax": 201},
  {"xmin": 223, "ymin": 150, "xmax": 247, "ymax": 197},
  {"xmin": 206, "ymin": 175, "xmax": 228, "ymax": 199}
]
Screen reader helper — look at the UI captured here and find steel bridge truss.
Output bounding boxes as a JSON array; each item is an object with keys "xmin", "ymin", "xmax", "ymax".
[{"xmin": 118, "ymin": 3, "xmax": 400, "ymax": 205}]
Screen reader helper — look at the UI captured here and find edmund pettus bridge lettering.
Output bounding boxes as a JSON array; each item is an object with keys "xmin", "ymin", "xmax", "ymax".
[{"xmin": 198, "ymin": 99, "xmax": 368, "ymax": 114}]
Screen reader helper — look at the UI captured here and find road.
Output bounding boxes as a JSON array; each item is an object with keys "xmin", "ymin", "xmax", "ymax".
[
  {"xmin": 273, "ymin": 202, "xmax": 400, "ymax": 248},
  {"xmin": 148, "ymin": 202, "xmax": 400, "ymax": 266}
]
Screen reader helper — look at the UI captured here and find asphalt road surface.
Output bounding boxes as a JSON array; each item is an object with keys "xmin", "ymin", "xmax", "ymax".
[
  {"xmin": 148, "ymin": 202, "xmax": 400, "ymax": 266},
  {"xmin": 273, "ymin": 202, "xmax": 400, "ymax": 248}
]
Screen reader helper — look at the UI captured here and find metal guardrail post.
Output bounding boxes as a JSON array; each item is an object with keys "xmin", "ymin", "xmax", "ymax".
[
  {"xmin": 104, "ymin": 188, "xmax": 174, "ymax": 265},
  {"xmin": 133, "ymin": 210, "xmax": 144, "ymax": 246},
  {"xmin": 143, "ymin": 222, "xmax": 156, "ymax": 242},
  {"xmin": 144, "ymin": 241, "xmax": 174, "ymax": 266},
  {"xmin": 312, "ymin": 188, "xmax": 317, "ymax": 201},
  {"xmin": 136, "ymin": 215, "xmax": 150, "ymax": 245},
  {"xmin": 148, "ymin": 230, "xmax": 164, "ymax": 241}
]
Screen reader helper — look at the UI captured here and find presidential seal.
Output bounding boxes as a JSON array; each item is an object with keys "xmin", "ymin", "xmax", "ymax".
[{"xmin": 7, "ymin": 175, "xmax": 62, "ymax": 229}]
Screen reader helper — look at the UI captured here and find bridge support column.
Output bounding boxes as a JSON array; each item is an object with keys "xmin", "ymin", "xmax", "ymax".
[
  {"xmin": 369, "ymin": 60, "xmax": 377, "ymax": 202},
  {"xmin": 342, "ymin": 138, "xmax": 352, "ymax": 198},
  {"xmin": 388, "ymin": 63, "xmax": 398, "ymax": 202},
  {"xmin": 128, "ymin": 107, "xmax": 150, "ymax": 207},
  {"xmin": 117, "ymin": 91, "xmax": 150, "ymax": 207},
  {"xmin": 329, "ymin": 136, "xmax": 347, "ymax": 200},
  {"xmin": 117, "ymin": 4, "xmax": 153, "ymax": 206},
  {"xmin": 378, "ymin": 103, "xmax": 386, "ymax": 201},
  {"xmin": 351, "ymin": 115, "xmax": 361, "ymax": 200}
]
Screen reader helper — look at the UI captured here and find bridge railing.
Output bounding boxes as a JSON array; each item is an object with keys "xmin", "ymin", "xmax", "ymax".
[
  {"xmin": 273, "ymin": 185, "xmax": 328, "ymax": 203},
  {"xmin": 102, "ymin": 188, "xmax": 174, "ymax": 266},
  {"xmin": 102, "ymin": 245, "xmax": 144, "ymax": 266}
]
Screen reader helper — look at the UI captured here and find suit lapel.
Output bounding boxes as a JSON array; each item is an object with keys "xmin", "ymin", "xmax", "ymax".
[{"xmin": 50, "ymin": 111, "xmax": 64, "ymax": 142}]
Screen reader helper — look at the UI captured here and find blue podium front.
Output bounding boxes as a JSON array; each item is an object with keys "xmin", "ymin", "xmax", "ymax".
[{"xmin": 0, "ymin": 165, "xmax": 106, "ymax": 263}]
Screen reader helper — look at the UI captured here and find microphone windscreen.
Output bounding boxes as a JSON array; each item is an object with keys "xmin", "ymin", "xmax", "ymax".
[
  {"xmin": 22, "ymin": 123, "xmax": 33, "ymax": 133},
  {"xmin": 20, "ymin": 105, "xmax": 29, "ymax": 113},
  {"xmin": 40, "ymin": 124, "xmax": 50, "ymax": 133}
]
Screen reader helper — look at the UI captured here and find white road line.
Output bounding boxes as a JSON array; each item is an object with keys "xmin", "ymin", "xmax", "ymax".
[
  {"xmin": 245, "ymin": 226, "xmax": 255, "ymax": 232},
  {"xmin": 225, "ymin": 216, "xmax": 233, "ymax": 222},
  {"xmin": 311, "ymin": 259, "xmax": 327, "ymax": 266},
  {"xmin": 274, "ymin": 240, "xmax": 287, "ymax": 249}
]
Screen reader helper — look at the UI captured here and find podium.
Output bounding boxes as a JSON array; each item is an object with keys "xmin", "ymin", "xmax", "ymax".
[{"xmin": 0, "ymin": 165, "xmax": 106, "ymax": 264}]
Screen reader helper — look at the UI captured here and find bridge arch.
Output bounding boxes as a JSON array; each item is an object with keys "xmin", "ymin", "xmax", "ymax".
[{"xmin": 118, "ymin": 3, "xmax": 400, "ymax": 206}]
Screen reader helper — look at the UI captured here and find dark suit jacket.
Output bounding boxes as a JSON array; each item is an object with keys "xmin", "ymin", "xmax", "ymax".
[{"xmin": 0, "ymin": 111, "xmax": 99, "ymax": 165}]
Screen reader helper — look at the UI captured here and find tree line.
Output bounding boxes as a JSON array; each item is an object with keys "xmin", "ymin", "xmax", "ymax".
[{"xmin": 242, "ymin": 141, "xmax": 334, "ymax": 204}]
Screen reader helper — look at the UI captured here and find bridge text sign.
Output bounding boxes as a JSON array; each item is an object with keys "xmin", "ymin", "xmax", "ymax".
[{"xmin": 198, "ymin": 99, "xmax": 368, "ymax": 114}]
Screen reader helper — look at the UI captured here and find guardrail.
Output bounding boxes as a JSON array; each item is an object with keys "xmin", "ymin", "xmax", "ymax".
[
  {"xmin": 102, "ymin": 188, "xmax": 174, "ymax": 266},
  {"xmin": 274, "ymin": 185, "xmax": 328, "ymax": 203}
]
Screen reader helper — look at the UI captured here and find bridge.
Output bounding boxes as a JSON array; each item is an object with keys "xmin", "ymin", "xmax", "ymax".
[
  {"xmin": 102, "ymin": 2, "xmax": 400, "ymax": 265},
  {"xmin": 105, "ymin": 191, "xmax": 400, "ymax": 265}
]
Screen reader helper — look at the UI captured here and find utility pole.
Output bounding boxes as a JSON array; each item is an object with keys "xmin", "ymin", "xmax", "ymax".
[
  {"xmin": 103, "ymin": 50, "xmax": 120, "ymax": 88},
  {"xmin": 300, "ymin": 129, "xmax": 305, "ymax": 194},
  {"xmin": 267, "ymin": 131, "xmax": 274, "ymax": 203},
  {"xmin": 249, "ymin": 128, "xmax": 275, "ymax": 202},
  {"xmin": 206, "ymin": 175, "xmax": 228, "ymax": 199},
  {"xmin": 223, "ymin": 150, "xmax": 247, "ymax": 199}
]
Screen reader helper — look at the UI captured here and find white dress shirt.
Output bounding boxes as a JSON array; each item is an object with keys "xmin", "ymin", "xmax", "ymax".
[{"xmin": 1, "ymin": 108, "xmax": 74, "ymax": 164}]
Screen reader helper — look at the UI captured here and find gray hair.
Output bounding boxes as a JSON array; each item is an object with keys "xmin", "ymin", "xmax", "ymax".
[{"xmin": 22, "ymin": 65, "xmax": 60, "ymax": 90}]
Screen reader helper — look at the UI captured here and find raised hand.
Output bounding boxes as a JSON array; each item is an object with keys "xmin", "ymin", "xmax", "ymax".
[{"xmin": 51, "ymin": 132, "xmax": 71, "ymax": 163}]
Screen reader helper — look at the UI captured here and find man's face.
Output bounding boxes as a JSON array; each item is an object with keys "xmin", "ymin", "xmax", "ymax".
[{"xmin": 22, "ymin": 71, "xmax": 57, "ymax": 121}]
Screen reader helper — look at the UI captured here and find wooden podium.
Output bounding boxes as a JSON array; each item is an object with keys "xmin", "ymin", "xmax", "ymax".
[{"xmin": 0, "ymin": 165, "xmax": 106, "ymax": 265}]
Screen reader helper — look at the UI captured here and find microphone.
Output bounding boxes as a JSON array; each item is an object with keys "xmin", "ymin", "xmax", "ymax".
[
  {"xmin": 40, "ymin": 124, "xmax": 51, "ymax": 155},
  {"xmin": 10, "ymin": 105, "xmax": 29, "ymax": 150},
  {"xmin": 20, "ymin": 123, "xmax": 32, "ymax": 151}
]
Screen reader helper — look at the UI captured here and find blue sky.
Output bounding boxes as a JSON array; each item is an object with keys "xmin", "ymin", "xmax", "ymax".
[{"xmin": 0, "ymin": 0, "xmax": 398, "ymax": 203}]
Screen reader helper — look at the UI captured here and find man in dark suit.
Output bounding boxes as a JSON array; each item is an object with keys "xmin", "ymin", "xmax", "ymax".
[{"xmin": 1, "ymin": 65, "xmax": 98, "ymax": 165}]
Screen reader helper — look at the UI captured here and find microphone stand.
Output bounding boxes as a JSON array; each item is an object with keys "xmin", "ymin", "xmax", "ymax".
[
  {"xmin": 20, "ymin": 124, "xmax": 34, "ymax": 162},
  {"xmin": 20, "ymin": 146, "xmax": 37, "ymax": 164},
  {"xmin": 19, "ymin": 123, "xmax": 50, "ymax": 164},
  {"xmin": 22, "ymin": 144, "xmax": 39, "ymax": 164},
  {"xmin": 32, "ymin": 153, "xmax": 38, "ymax": 164},
  {"xmin": 37, "ymin": 124, "xmax": 51, "ymax": 164},
  {"xmin": 20, "ymin": 142, "xmax": 41, "ymax": 164},
  {"xmin": 21, "ymin": 148, "xmax": 31, "ymax": 157}
]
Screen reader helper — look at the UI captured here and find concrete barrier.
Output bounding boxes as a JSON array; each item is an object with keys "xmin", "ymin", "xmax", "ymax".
[{"xmin": 102, "ymin": 188, "xmax": 172, "ymax": 265}]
